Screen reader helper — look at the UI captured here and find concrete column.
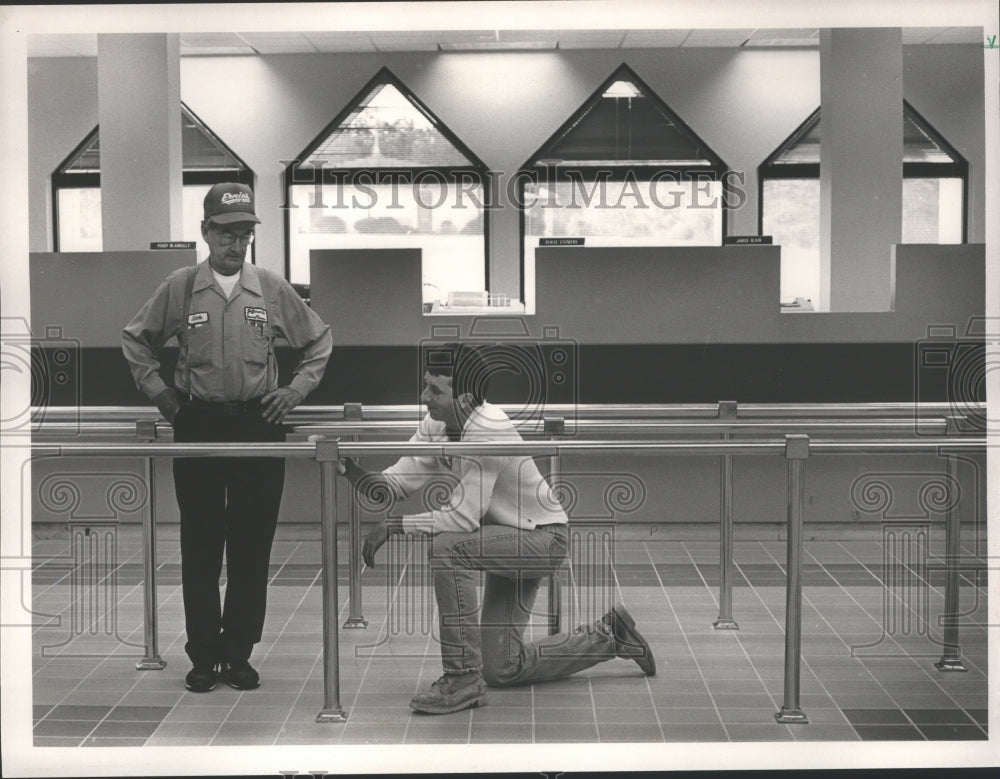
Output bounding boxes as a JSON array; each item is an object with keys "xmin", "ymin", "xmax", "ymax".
[
  {"xmin": 97, "ymin": 34, "xmax": 182, "ymax": 250},
  {"xmin": 819, "ymin": 28, "xmax": 903, "ymax": 312}
]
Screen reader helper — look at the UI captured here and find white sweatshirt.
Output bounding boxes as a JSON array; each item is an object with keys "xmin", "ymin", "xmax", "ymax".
[{"xmin": 382, "ymin": 402, "xmax": 568, "ymax": 534}]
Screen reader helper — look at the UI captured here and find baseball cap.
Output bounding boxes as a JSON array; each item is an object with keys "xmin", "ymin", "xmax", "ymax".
[{"xmin": 203, "ymin": 182, "xmax": 260, "ymax": 225}]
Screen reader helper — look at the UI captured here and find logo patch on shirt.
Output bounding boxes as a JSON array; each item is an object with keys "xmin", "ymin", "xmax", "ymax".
[
  {"xmin": 244, "ymin": 307, "xmax": 268, "ymax": 323},
  {"xmin": 187, "ymin": 312, "xmax": 209, "ymax": 326}
]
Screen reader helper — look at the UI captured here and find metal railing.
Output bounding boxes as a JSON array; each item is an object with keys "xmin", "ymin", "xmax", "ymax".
[
  {"xmin": 28, "ymin": 429, "xmax": 986, "ymax": 725},
  {"xmin": 31, "ymin": 401, "xmax": 983, "ymax": 653},
  {"xmin": 33, "ymin": 402, "xmax": 971, "ymax": 637},
  {"xmin": 30, "ymin": 400, "xmax": 980, "ymax": 425}
]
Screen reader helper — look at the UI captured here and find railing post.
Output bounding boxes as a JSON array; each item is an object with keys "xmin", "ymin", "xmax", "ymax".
[
  {"xmin": 714, "ymin": 400, "xmax": 739, "ymax": 630},
  {"xmin": 776, "ymin": 434, "xmax": 809, "ymax": 724},
  {"xmin": 135, "ymin": 420, "xmax": 165, "ymax": 671},
  {"xmin": 343, "ymin": 427, "xmax": 368, "ymax": 630},
  {"xmin": 545, "ymin": 416, "xmax": 565, "ymax": 636},
  {"xmin": 935, "ymin": 448, "xmax": 967, "ymax": 672},
  {"xmin": 315, "ymin": 437, "xmax": 347, "ymax": 722}
]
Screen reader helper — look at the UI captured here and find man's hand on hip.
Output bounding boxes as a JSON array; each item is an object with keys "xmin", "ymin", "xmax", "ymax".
[
  {"xmin": 262, "ymin": 387, "xmax": 303, "ymax": 424},
  {"xmin": 153, "ymin": 387, "xmax": 182, "ymax": 424}
]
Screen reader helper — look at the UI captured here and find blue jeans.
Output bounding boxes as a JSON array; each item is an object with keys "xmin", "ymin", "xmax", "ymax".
[{"xmin": 430, "ymin": 523, "xmax": 615, "ymax": 686}]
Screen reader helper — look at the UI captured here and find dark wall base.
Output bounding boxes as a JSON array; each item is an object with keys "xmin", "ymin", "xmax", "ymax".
[{"xmin": 32, "ymin": 342, "xmax": 983, "ymax": 408}]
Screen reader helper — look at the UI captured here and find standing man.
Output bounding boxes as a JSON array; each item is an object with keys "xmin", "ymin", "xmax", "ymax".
[
  {"xmin": 122, "ymin": 183, "xmax": 332, "ymax": 693},
  {"xmin": 340, "ymin": 343, "xmax": 655, "ymax": 715}
]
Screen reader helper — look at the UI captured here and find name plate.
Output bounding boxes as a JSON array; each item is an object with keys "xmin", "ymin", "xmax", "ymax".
[
  {"xmin": 539, "ymin": 237, "xmax": 585, "ymax": 247},
  {"xmin": 724, "ymin": 236, "xmax": 773, "ymax": 245},
  {"xmin": 150, "ymin": 241, "xmax": 197, "ymax": 250}
]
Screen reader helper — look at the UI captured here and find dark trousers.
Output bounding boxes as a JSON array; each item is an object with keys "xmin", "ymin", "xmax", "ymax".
[{"xmin": 172, "ymin": 402, "xmax": 285, "ymax": 667}]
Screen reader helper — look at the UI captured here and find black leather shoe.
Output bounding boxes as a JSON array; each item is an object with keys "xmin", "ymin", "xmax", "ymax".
[
  {"xmin": 602, "ymin": 606, "xmax": 656, "ymax": 676},
  {"xmin": 184, "ymin": 663, "xmax": 218, "ymax": 693},
  {"xmin": 220, "ymin": 659, "xmax": 260, "ymax": 690}
]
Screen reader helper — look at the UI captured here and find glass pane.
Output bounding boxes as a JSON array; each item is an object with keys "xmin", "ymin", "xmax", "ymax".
[
  {"xmin": 903, "ymin": 114, "xmax": 955, "ymax": 163},
  {"xmin": 288, "ymin": 182, "xmax": 486, "ymax": 305},
  {"xmin": 304, "ymin": 83, "xmax": 472, "ymax": 168},
  {"xmin": 62, "ymin": 131, "xmax": 101, "ymax": 173},
  {"xmin": 524, "ymin": 179, "xmax": 722, "ymax": 244},
  {"xmin": 58, "ymin": 109, "xmax": 247, "ymax": 173},
  {"xmin": 57, "ymin": 186, "xmax": 237, "ymax": 253},
  {"xmin": 181, "ymin": 111, "xmax": 244, "ymax": 170},
  {"xmin": 522, "ymin": 178, "xmax": 723, "ymax": 312},
  {"xmin": 761, "ymin": 179, "xmax": 821, "ymax": 307},
  {"xmin": 902, "ymin": 178, "xmax": 963, "ymax": 243},
  {"xmin": 183, "ymin": 184, "xmax": 212, "ymax": 245},
  {"xmin": 545, "ymin": 79, "xmax": 715, "ymax": 166},
  {"xmin": 772, "ymin": 106, "xmax": 958, "ymax": 166},
  {"xmin": 57, "ymin": 188, "xmax": 103, "ymax": 252}
]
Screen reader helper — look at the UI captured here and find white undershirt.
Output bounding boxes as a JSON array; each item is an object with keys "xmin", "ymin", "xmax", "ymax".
[{"xmin": 212, "ymin": 268, "xmax": 241, "ymax": 299}]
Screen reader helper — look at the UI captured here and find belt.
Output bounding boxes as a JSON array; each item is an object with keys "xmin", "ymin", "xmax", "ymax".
[{"xmin": 187, "ymin": 397, "xmax": 263, "ymax": 417}]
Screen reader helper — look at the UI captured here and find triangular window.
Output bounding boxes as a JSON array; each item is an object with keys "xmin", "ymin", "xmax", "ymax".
[
  {"xmin": 52, "ymin": 104, "xmax": 253, "ymax": 252},
  {"xmin": 302, "ymin": 81, "xmax": 474, "ymax": 169},
  {"xmin": 55, "ymin": 104, "xmax": 250, "ymax": 182},
  {"xmin": 285, "ymin": 68, "xmax": 490, "ymax": 310},
  {"xmin": 527, "ymin": 65, "xmax": 726, "ymax": 173},
  {"xmin": 762, "ymin": 101, "xmax": 966, "ymax": 173},
  {"xmin": 759, "ymin": 100, "xmax": 967, "ymax": 308},
  {"xmin": 519, "ymin": 65, "xmax": 728, "ymax": 311}
]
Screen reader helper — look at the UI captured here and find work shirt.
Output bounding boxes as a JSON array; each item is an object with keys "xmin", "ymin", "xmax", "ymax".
[
  {"xmin": 382, "ymin": 402, "xmax": 568, "ymax": 534},
  {"xmin": 122, "ymin": 260, "xmax": 332, "ymax": 403}
]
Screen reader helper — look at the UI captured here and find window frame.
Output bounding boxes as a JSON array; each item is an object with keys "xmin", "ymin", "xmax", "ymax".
[
  {"xmin": 517, "ymin": 64, "xmax": 732, "ymax": 306},
  {"xmin": 282, "ymin": 67, "xmax": 491, "ymax": 293},
  {"xmin": 757, "ymin": 101, "xmax": 969, "ymax": 242},
  {"xmin": 51, "ymin": 103, "xmax": 255, "ymax": 254}
]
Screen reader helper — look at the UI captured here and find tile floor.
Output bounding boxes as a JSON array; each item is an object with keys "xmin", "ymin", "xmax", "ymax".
[{"xmin": 29, "ymin": 523, "xmax": 989, "ymax": 747}]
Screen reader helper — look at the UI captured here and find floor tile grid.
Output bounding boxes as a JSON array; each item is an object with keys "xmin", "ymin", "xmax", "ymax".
[
  {"xmin": 602, "ymin": 547, "xmax": 665, "ymax": 743},
  {"xmin": 250, "ymin": 549, "xmax": 327, "ymax": 747},
  {"xmin": 819, "ymin": 537, "xmax": 990, "ymax": 680},
  {"xmin": 366, "ymin": 541, "xmax": 431, "ymax": 746},
  {"xmin": 676, "ymin": 540, "xmax": 841, "ymax": 741},
  {"xmin": 34, "ymin": 538, "xmax": 315, "ymax": 745},
  {"xmin": 29, "ymin": 532, "xmax": 984, "ymax": 744},
  {"xmin": 696, "ymin": 538, "xmax": 985, "ymax": 739},
  {"xmin": 756, "ymin": 539, "xmax": 988, "ymax": 739},
  {"xmin": 644, "ymin": 540, "xmax": 748, "ymax": 742}
]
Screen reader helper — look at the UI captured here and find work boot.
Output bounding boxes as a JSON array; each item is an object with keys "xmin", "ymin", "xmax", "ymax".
[
  {"xmin": 219, "ymin": 659, "xmax": 260, "ymax": 690},
  {"xmin": 409, "ymin": 671, "xmax": 487, "ymax": 714},
  {"xmin": 184, "ymin": 662, "xmax": 218, "ymax": 693},
  {"xmin": 600, "ymin": 606, "xmax": 656, "ymax": 676}
]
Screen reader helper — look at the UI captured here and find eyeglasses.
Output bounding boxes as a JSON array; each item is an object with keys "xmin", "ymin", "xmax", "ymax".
[{"xmin": 212, "ymin": 227, "xmax": 255, "ymax": 247}]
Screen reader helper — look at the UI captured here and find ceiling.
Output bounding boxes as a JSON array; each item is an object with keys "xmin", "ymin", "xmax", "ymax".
[{"xmin": 26, "ymin": 27, "xmax": 984, "ymax": 57}]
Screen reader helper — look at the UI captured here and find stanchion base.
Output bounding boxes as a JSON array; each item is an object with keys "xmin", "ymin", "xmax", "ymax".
[
  {"xmin": 713, "ymin": 618, "xmax": 739, "ymax": 630},
  {"xmin": 774, "ymin": 707, "xmax": 809, "ymax": 724},
  {"xmin": 316, "ymin": 708, "xmax": 348, "ymax": 723},
  {"xmin": 343, "ymin": 617, "xmax": 369, "ymax": 630},
  {"xmin": 136, "ymin": 657, "xmax": 166, "ymax": 671},
  {"xmin": 934, "ymin": 657, "xmax": 968, "ymax": 672}
]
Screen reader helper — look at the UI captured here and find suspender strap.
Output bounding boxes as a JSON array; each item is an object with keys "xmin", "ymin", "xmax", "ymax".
[
  {"xmin": 179, "ymin": 265, "xmax": 199, "ymax": 399},
  {"xmin": 181, "ymin": 264, "xmax": 198, "ymax": 323},
  {"xmin": 255, "ymin": 267, "xmax": 277, "ymax": 389}
]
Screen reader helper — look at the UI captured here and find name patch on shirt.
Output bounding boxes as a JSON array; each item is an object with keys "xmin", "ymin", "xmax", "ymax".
[
  {"xmin": 244, "ymin": 307, "xmax": 268, "ymax": 323},
  {"xmin": 187, "ymin": 312, "xmax": 209, "ymax": 326}
]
